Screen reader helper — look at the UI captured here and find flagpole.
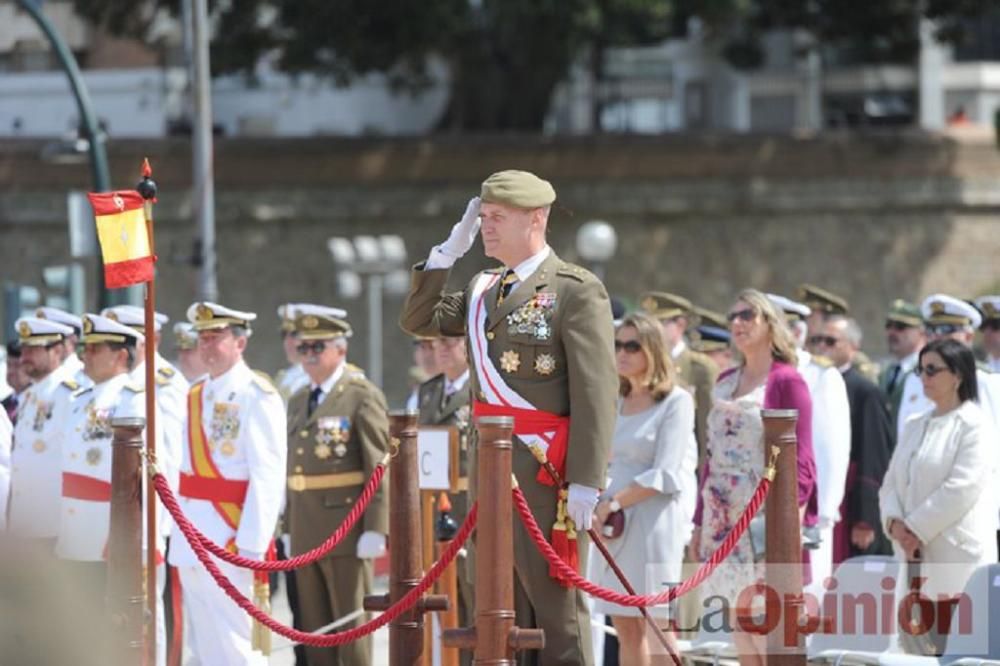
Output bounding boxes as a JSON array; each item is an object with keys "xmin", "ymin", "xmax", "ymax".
[{"xmin": 137, "ymin": 159, "xmax": 158, "ymax": 666}]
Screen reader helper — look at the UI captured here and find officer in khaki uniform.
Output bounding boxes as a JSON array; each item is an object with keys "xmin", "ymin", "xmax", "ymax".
[
  {"xmin": 416, "ymin": 333, "xmax": 473, "ymax": 663},
  {"xmin": 401, "ymin": 170, "xmax": 616, "ymax": 666},
  {"xmin": 639, "ymin": 292, "xmax": 718, "ymax": 470},
  {"xmin": 285, "ymin": 309, "xmax": 389, "ymax": 666},
  {"xmin": 798, "ymin": 283, "xmax": 879, "ymax": 382}
]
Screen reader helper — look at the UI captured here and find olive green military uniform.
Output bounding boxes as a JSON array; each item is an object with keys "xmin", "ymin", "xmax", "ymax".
[
  {"xmin": 285, "ymin": 344, "xmax": 389, "ymax": 666},
  {"xmin": 401, "ymin": 250, "xmax": 616, "ymax": 666},
  {"xmin": 639, "ymin": 292, "xmax": 718, "ymax": 469},
  {"xmin": 799, "ymin": 283, "xmax": 880, "ymax": 382},
  {"xmin": 417, "ymin": 372, "xmax": 474, "ymax": 664}
]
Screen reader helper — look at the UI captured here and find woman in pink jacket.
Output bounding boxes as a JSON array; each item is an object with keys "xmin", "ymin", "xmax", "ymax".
[{"xmin": 691, "ymin": 288, "xmax": 816, "ymax": 666}]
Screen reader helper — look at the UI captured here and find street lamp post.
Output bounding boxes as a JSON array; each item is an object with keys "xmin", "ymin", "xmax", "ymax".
[
  {"xmin": 328, "ymin": 235, "xmax": 409, "ymax": 388},
  {"xmin": 575, "ymin": 220, "xmax": 618, "ymax": 282}
]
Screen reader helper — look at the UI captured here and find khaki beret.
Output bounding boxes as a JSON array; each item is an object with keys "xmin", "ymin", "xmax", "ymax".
[{"xmin": 480, "ymin": 170, "xmax": 556, "ymax": 209}]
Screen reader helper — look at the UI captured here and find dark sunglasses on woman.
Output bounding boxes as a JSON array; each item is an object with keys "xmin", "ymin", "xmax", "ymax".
[
  {"xmin": 914, "ymin": 363, "xmax": 949, "ymax": 378},
  {"xmin": 614, "ymin": 340, "xmax": 642, "ymax": 354}
]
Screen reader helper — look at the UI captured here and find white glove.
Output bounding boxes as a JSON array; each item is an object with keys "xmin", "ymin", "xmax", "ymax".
[
  {"xmin": 426, "ymin": 197, "xmax": 481, "ymax": 269},
  {"xmin": 566, "ymin": 483, "xmax": 600, "ymax": 530},
  {"xmin": 238, "ymin": 548, "xmax": 264, "ymax": 561},
  {"xmin": 816, "ymin": 515, "xmax": 835, "ymax": 530},
  {"xmin": 356, "ymin": 531, "xmax": 387, "ymax": 559}
]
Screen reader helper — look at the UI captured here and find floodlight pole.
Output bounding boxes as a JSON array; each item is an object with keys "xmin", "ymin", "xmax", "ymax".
[{"xmin": 367, "ymin": 273, "xmax": 383, "ymax": 387}]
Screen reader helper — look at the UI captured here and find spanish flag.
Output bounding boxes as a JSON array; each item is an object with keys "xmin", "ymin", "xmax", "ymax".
[{"xmin": 88, "ymin": 190, "xmax": 154, "ymax": 288}]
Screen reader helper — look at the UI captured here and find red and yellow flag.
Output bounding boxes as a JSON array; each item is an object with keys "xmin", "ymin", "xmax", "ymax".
[{"xmin": 87, "ymin": 190, "xmax": 153, "ymax": 288}]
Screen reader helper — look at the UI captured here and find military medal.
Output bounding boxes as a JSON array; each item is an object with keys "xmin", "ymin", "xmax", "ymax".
[
  {"xmin": 534, "ymin": 353, "xmax": 557, "ymax": 376},
  {"xmin": 211, "ymin": 403, "xmax": 241, "ymax": 443},
  {"xmin": 32, "ymin": 401, "xmax": 53, "ymax": 433},
  {"xmin": 314, "ymin": 442, "xmax": 333, "ymax": 459},
  {"xmin": 32, "ymin": 440, "xmax": 46, "ymax": 453},
  {"xmin": 500, "ymin": 350, "xmax": 521, "ymax": 373},
  {"xmin": 85, "ymin": 447, "xmax": 102, "ymax": 466},
  {"xmin": 220, "ymin": 441, "xmax": 236, "ymax": 457},
  {"xmin": 334, "ymin": 443, "xmax": 348, "ymax": 458}
]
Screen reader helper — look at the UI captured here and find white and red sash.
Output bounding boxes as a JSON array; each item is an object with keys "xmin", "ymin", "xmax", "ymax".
[{"xmin": 467, "ymin": 272, "xmax": 569, "ymax": 486}]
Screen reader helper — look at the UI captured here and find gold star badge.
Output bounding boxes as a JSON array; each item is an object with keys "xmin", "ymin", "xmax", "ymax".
[
  {"xmin": 86, "ymin": 447, "xmax": 102, "ymax": 466},
  {"xmin": 534, "ymin": 353, "xmax": 556, "ymax": 376},
  {"xmin": 18, "ymin": 321, "xmax": 31, "ymax": 337},
  {"xmin": 315, "ymin": 442, "xmax": 332, "ymax": 459},
  {"xmin": 500, "ymin": 350, "xmax": 521, "ymax": 373}
]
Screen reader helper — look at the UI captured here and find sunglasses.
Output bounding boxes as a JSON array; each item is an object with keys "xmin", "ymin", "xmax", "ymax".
[
  {"xmin": 296, "ymin": 341, "xmax": 328, "ymax": 355},
  {"xmin": 914, "ymin": 363, "xmax": 949, "ymax": 378},
  {"xmin": 808, "ymin": 335, "xmax": 840, "ymax": 347},
  {"xmin": 925, "ymin": 324, "xmax": 961, "ymax": 336},
  {"xmin": 614, "ymin": 340, "xmax": 643, "ymax": 354},
  {"xmin": 726, "ymin": 309, "xmax": 756, "ymax": 324},
  {"xmin": 884, "ymin": 321, "xmax": 914, "ymax": 332}
]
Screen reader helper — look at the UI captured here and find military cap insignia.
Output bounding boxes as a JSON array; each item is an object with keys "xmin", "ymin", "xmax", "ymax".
[
  {"xmin": 17, "ymin": 321, "xmax": 31, "ymax": 337},
  {"xmin": 195, "ymin": 304, "xmax": 214, "ymax": 322},
  {"xmin": 534, "ymin": 353, "xmax": 557, "ymax": 376},
  {"xmin": 106, "ymin": 312, "xmax": 119, "ymax": 322},
  {"xmin": 931, "ymin": 301, "xmax": 945, "ymax": 315},
  {"xmin": 641, "ymin": 296, "xmax": 658, "ymax": 313},
  {"xmin": 500, "ymin": 350, "xmax": 521, "ymax": 373},
  {"xmin": 302, "ymin": 315, "xmax": 319, "ymax": 330},
  {"xmin": 83, "ymin": 317, "xmax": 95, "ymax": 334},
  {"xmin": 85, "ymin": 447, "xmax": 102, "ymax": 466}
]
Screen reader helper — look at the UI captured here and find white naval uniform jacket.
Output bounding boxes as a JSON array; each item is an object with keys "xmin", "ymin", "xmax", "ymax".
[
  {"xmin": 798, "ymin": 350, "xmax": 851, "ymax": 526},
  {"xmin": 8, "ymin": 364, "xmax": 78, "ymax": 537},
  {"xmin": 168, "ymin": 359, "xmax": 287, "ymax": 566},
  {"xmin": 56, "ymin": 373, "xmax": 145, "ymax": 561},
  {"xmin": 879, "ymin": 401, "xmax": 998, "ymax": 600},
  {"xmin": 898, "ymin": 368, "xmax": 1000, "ymax": 443}
]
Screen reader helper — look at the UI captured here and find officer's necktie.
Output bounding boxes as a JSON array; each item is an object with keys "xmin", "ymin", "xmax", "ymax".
[
  {"xmin": 496, "ymin": 269, "xmax": 518, "ymax": 306},
  {"xmin": 307, "ymin": 386, "xmax": 323, "ymax": 417},
  {"xmin": 886, "ymin": 362, "xmax": 901, "ymax": 393}
]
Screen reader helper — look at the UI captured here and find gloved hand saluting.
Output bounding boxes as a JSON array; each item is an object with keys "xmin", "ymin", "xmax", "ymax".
[{"xmin": 426, "ymin": 197, "xmax": 481, "ymax": 269}]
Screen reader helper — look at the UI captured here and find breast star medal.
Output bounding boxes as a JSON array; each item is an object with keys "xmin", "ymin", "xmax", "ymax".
[
  {"xmin": 534, "ymin": 353, "xmax": 557, "ymax": 376},
  {"xmin": 85, "ymin": 447, "xmax": 102, "ymax": 466},
  {"xmin": 220, "ymin": 441, "xmax": 236, "ymax": 457},
  {"xmin": 314, "ymin": 442, "xmax": 333, "ymax": 459},
  {"xmin": 32, "ymin": 440, "xmax": 46, "ymax": 453},
  {"xmin": 499, "ymin": 350, "xmax": 521, "ymax": 373}
]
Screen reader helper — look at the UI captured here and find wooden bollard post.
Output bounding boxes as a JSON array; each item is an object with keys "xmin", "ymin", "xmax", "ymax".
[
  {"xmin": 762, "ymin": 409, "xmax": 805, "ymax": 666},
  {"xmin": 441, "ymin": 415, "xmax": 544, "ymax": 663},
  {"xmin": 364, "ymin": 410, "xmax": 448, "ymax": 666},
  {"xmin": 106, "ymin": 416, "xmax": 146, "ymax": 665}
]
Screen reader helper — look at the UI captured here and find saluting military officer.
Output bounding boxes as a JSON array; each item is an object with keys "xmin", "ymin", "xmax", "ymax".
[
  {"xmin": 400, "ymin": 170, "xmax": 617, "ymax": 666},
  {"xmin": 7, "ymin": 317, "xmax": 79, "ymax": 544},
  {"xmin": 285, "ymin": 307, "xmax": 388, "ymax": 666},
  {"xmin": 167, "ymin": 302, "xmax": 287, "ymax": 666},
  {"xmin": 639, "ymin": 292, "xmax": 718, "ymax": 470},
  {"xmin": 36, "ymin": 306, "xmax": 89, "ymax": 386},
  {"xmin": 172, "ymin": 321, "xmax": 207, "ymax": 382},
  {"xmin": 416, "ymin": 333, "xmax": 474, "ymax": 655}
]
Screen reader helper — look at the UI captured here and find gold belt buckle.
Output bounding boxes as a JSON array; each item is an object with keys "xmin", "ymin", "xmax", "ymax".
[{"xmin": 287, "ymin": 475, "xmax": 306, "ymax": 492}]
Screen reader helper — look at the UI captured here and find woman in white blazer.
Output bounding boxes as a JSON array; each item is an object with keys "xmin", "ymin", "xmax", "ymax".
[{"xmin": 879, "ymin": 338, "xmax": 998, "ymax": 654}]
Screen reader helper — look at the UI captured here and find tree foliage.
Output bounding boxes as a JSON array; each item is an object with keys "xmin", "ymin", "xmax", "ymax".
[{"xmin": 74, "ymin": 0, "xmax": 1000, "ymax": 130}]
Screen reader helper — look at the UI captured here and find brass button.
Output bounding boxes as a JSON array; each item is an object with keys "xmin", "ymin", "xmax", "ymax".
[
  {"xmin": 296, "ymin": 448, "xmax": 304, "ymax": 455},
  {"xmin": 299, "ymin": 430, "xmax": 309, "ymax": 439},
  {"xmin": 294, "ymin": 465, "xmax": 303, "ymax": 473},
  {"xmin": 486, "ymin": 332, "xmax": 495, "ymax": 340}
]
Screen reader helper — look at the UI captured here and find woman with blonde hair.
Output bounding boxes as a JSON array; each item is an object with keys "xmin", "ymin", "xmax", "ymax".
[
  {"xmin": 592, "ymin": 311, "xmax": 698, "ymax": 665},
  {"xmin": 691, "ymin": 289, "xmax": 816, "ymax": 666}
]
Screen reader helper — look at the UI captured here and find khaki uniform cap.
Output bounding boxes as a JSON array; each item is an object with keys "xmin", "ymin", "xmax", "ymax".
[
  {"xmin": 294, "ymin": 313, "xmax": 352, "ymax": 341},
  {"xmin": 480, "ymin": 170, "xmax": 556, "ymax": 209}
]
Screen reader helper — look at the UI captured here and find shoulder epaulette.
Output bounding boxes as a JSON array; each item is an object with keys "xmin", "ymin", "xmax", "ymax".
[
  {"xmin": 155, "ymin": 374, "xmax": 170, "ymax": 386},
  {"xmin": 812, "ymin": 355, "xmax": 834, "ymax": 368},
  {"xmin": 61, "ymin": 379, "xmax": 80, "ymax": 391},
  {"xmin": 123, "ymin": 382, "xmax": 145, "ymax": 393},
  {"xmin": 157, "ymin": 366, "xmax": 176, "ymax": 379},
  {"xmin": 252, "ymin": 371, "xmax": 277, "ymax": 394},
  {"xmin": 556, "ymin": 263, "xmax": 587, "ymax": 282},
  {"xmin": 345, "ymin": 363, "xmax": 367, "ymax": 380},
  {"xmin": 71, "ymin": 385, "xmax": 93, "ymax": 399}
]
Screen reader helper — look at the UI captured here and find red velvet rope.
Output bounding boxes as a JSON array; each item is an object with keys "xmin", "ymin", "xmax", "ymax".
[
  {"xmin": 513, "ymin": 476, "xmax": 771, "ymax": 607},
  {"xmin": 156, "ymin": 463, "xmax": 386, "ymax": 571},
  {"xmin": 153, "ymin": 472, "xmax": 477, "ymax": 647}
]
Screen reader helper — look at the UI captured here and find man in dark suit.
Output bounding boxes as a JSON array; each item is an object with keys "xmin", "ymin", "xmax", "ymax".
[
  {"xmin": 818, "ymin": 315, "xmax": 894, "ymax": 560},
  {"xmin": 285, "ymin": 308, "xmax": 389, "ymax": 666}
]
